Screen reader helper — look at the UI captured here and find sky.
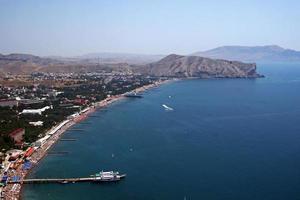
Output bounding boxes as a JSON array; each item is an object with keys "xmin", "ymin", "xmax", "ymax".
[{"xmin": 0, "ymin": 0, "xmax": 300, "ymax": 56}]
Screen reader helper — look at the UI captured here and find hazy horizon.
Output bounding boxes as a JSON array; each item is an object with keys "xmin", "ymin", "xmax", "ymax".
[
  {"xmin": 0, "ymin": 45, "xmax": 298, "ymax": 58},
  {"xmin": 1, "ymin": 0, "xmax": 300, "ymax": 57}
]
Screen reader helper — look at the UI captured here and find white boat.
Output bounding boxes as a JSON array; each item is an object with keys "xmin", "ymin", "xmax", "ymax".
[
  {"xmin": 162, "ymin": 104, "xmax": 174, "ymax": 111},
  {"xmin": 92, "ymin": 171, "xmax": 126, "ymax": 182}
]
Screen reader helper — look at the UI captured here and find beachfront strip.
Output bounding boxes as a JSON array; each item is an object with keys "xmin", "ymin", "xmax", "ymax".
[{"xmin": 0, "ymin": 80, "xmax": 169, "ymax": 200}]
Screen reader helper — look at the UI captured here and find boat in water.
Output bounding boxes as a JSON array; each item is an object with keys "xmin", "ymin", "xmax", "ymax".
[
  {"xmin": 60, "ymin": 180, "xmax": 69, "ymax": 184},
  {"xmin": 162, "ymin": 104, "xmax": 174, "ymax": 111},
  {"xmin": 124, "ymin": 92, "xmax": 143, "ymax": 98},
  {"xmin": 91, "ymin": 171, "xmax": 126, "ymax": 182}
]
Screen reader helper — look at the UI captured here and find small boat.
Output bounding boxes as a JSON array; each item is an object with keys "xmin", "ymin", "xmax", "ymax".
[
  {"xmin": 60, "ymin": 180, "xmax": 69, "ymax": 184},
  {"xmin": 125, "ymin": 92, "xmax": 142, "ymax": 98},
  {"xmin": 162, "ymin": 104, "xmax": 174, "ymax": 111},
  {"xmin": 92, "ymin": 171, "xmax": 126, "ymax": 182}
]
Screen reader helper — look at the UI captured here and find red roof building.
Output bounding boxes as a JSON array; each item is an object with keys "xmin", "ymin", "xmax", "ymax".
[
  {"xmin": 24, "ymin": 147, "xmax": 35, "ymax": 158},
  {"xmin": 74, "ymin": 98, "xmax": 88, "ymax": 105}
]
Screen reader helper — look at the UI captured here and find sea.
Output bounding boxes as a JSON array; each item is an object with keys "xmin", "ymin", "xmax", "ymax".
[{"xmin": 23, "ymin": 63, "xmax": 300, "ymax": 200}]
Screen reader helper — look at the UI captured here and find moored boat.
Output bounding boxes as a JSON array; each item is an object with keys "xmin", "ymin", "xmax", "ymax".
[
  {"xmin": 91, "ymin": 171, "xmax": 126, "ymax": 182},
  {"xmin": 124, "ymin": 92, "xmax": 142, "ymax": 98}
]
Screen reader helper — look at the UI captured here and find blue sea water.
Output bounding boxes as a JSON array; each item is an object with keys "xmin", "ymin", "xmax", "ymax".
[{"xmin": 23, "ymin": 63, "xmax": 300, "ymax": 200}]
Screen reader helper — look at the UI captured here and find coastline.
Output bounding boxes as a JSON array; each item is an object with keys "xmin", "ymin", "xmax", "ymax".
[{"xmin": 3, "ymin": 79, "xmax": 172, "ymax": 200}]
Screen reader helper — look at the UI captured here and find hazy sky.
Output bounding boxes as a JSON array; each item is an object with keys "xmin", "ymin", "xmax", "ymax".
[{"xmin": 0, "ymin": 0, "xmax": 299, "ymax": 56}]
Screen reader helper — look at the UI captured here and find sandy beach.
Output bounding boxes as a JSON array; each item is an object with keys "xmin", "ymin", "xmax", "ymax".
[{"xmin": 2, "ymin": 79, "xmax": 171, "ymax": 200}]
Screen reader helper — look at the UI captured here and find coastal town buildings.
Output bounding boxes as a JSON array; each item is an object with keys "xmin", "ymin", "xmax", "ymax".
[
  {"xmin": 21, "ymin": 106, "xmax": 52, "ymax": 115},
  {"xmin": 0, "ymin": 71, "xmax": 166, "ymax": 199}
]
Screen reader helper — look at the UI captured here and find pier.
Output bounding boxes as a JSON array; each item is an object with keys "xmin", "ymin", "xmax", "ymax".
[
  {"xmin": 7, "ymin": 174, "xmax": 126, "ymax": 184},
  {"xmin": 8, "ymin": 177, "xmax": 96, "ymax": 184}
]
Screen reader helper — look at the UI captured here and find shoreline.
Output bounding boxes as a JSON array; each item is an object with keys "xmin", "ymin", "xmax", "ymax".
[{"xmin": 3, "ymin": 79, "xmax": 172, "ymax": 200}]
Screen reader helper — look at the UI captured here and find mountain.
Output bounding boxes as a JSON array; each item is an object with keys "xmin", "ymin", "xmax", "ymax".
[
  {"xmin": 0, "ymin": 53, "xmax": 63, "ymax": 65},
  {"xmin": 192, "ymin": 45, "xmax": 300, "ymax": 62},
  {"xmin": 0, "ymin": 53, "xmax": 131, "ymax": 75},
  {"xmin": 75, "ymin": 52, "xmax": 164, "ymax": 64},
  {"xmin": 0, "ymin": 53, "xmax": 263, "ymax": 78},
  {"xmin": 136, "ymin": 54, "xmax": 262, "ymax": 78},
  {"xmin": 0, "ymin": 53, "xmax": 65, "ymax": 74}
]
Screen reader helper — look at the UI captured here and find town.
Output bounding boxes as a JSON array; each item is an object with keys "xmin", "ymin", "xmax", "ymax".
[{"xmin": 0, "ymin": 71, "xmax": 165, "ymax": 199}]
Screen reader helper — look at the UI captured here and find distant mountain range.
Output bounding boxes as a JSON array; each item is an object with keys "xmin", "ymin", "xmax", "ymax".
[
  {"xmin": 0, "ymin": 53, "xmax": 262, "ymax": 78},
  {"xmin": 193, "ymin": 45, "xmax": 300, "ymax": 62},
  {"xmin": 0, "ymin": 53, "xmax": 63, "ymax": 65},
  {"xmin": 0, "ymin": 53, "xmax": 134, "ymax": 75},
  {"xmin": 49, "ymin": 53, "xmax": 164, "ymax": 65},
  {"xmin": 5, "ymin": 44, "xmax": 299, "ymax": 77},
  {"xmin": 0, "ymin": 53, "xmax": 64, "ymax": 75},
  {"xmin": 60, "ymin": 45, "xmax": 300, "ymax": 63},
  {"xmin": 78, "ymin": 52, "xmax": 164, "ymax": 64}
]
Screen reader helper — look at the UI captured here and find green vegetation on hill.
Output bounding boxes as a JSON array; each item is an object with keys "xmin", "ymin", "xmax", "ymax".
[{"xmin": 0, "ymin": 104, "xmax": 80, "ymax": 150}]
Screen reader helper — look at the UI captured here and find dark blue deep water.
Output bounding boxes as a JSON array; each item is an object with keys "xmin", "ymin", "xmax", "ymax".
[{"xmin": 23, "ymin": 63, "xmax": 300, "ymax": 200}]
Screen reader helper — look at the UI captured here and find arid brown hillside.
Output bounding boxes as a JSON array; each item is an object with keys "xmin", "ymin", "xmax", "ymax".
[{"xmin": 137, "ymin": 54, "xmax": 262, "ymax": 78}]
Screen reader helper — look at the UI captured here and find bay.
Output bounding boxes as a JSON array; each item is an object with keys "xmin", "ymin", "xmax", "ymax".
[{"xmin": 23, "ymin": 63, "xmax": 300, "ymax": 200}]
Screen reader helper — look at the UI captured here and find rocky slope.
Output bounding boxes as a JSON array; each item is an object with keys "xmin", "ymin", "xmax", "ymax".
[
  {"xmin": 137, "ymin": 54, "xmax": 262, "ymax": 78},
  {"xmin": 0, "ymin": 53, "xmax": 263, "ymax": 78}
]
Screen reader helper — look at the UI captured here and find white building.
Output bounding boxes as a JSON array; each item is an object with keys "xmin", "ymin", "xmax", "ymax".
[
  {"xmin": 21, "ymin": 106, "xmax": 52, "ymax": 115},
  {"xmin": 29, "ymin": 121, "xmax": 44, "ymax": 126}
]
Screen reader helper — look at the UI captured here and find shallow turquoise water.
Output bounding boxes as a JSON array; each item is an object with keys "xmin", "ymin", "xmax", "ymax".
[{"xmin": 23, "ymin": 63, "xmax": 300, "ymax": 200}]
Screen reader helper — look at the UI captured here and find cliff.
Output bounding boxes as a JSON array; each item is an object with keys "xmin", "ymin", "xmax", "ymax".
[{"xmin": 136, "ymin": 54, "xmax": 262, "ymax": 78}]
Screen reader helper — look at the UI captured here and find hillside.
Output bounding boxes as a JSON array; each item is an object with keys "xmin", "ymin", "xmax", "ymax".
[
  {"xmin": 192, "ymin": 45, "xmax": 300, "ymax": 62},
  {"xmin": 0, "ymin": 53, "xmax": 263, "ymax": 78},
  {"xmin": 137, "ymin": 54, "xmax": 262, "ymax": 78},
  {"xmin": 0, "ymin": 53, "xmax": 65, "ymax": 74},
  {"xmin": 0, "ymin": 53, "xmax": 131, "ymax": 75},
  {"xmin": 76, "ymin": 52, "xmax": 164, "ymax": 64}
]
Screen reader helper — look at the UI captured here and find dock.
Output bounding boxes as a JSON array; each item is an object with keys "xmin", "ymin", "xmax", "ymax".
[
  {"xmin": 7, "ymin": 174, "xmax": 126, "ymax": 184},
  {"xmin": 8, "ymin": 177, "xmax": 97, "ymax": 184}
]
